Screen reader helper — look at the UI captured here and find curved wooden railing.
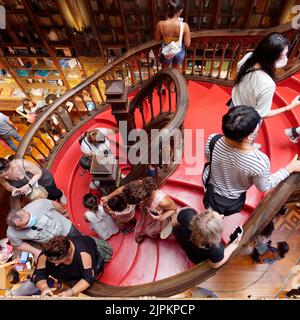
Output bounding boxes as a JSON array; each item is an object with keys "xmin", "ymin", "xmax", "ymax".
[
  {"xmin": 14, "ymin": 23, "xmax": 300, "ymax": 165},
  {"xmin": 8, "ymin": 22, "xmax": 300, "ymax": 297}
]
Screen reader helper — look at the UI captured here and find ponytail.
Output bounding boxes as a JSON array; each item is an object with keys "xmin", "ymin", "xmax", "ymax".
[{"xmin": 167, "ymin": 0, "xmax": 184, "ymax": 18}]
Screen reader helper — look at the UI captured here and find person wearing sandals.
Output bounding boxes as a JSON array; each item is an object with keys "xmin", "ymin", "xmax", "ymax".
[
  {"xmin": 82, "ymin": 193, "xmax": 119, "ymax": 240},
  {"xmin": 32, "ymin": 235, "xmax": 112, "ymax": 297},
  {"xmin": 101, "ymin": 177, "xmax": 177, "ymax": 242},
  {"xmin": 0, "ymin": 157, "xmax": 66, "ymax": 204}
]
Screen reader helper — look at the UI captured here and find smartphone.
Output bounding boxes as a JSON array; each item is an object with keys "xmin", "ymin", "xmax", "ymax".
[
  {"xmin": 150, "ymin": 209, "xmax": 159, "ymax": 216},
  {"xmin": 229, "ymin": 226, "xmax": 243, "ymax": 242}
]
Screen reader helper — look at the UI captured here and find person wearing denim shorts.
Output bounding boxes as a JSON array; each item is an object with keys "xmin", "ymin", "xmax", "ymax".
[{"xmin": 155, "ymin": 0, "xmax": 191, "ymax": 69}]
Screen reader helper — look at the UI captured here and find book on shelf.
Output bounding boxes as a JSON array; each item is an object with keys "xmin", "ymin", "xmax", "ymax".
[
  {"xmin": 0, "ymin": 88, "xmax": 13, "ymax": 96},
  {"xmin": 34, "ymin": 70, "xmax": 51, "ymax": 78},
  {"xmin": 16, "ymin": 70, "xmax": 29, "ymax": 77},
  {"xmin": 67, "ymin": 70, "xmax": 80, "ymax": 79}
]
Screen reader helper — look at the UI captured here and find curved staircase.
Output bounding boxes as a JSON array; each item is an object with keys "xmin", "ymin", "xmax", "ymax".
[
  {"xmin": 47, "ymin": 71, "xmax": 300, "ymax": 293},
  {"xmin": 11, "ymin": 23, "xmax": 300, "ymax": 297}
]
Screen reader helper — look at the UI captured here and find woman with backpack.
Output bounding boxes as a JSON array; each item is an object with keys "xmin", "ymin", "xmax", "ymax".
[{"xmin": 154, "ymin": 0, "xmax": 191, "ymax": 69}]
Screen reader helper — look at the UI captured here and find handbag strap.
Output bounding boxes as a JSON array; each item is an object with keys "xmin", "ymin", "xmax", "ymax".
[
  {"xmin": 178, "ymin": 21, "xmax": 184, "ymax": 44},
  {"xmin": 205, "ymin": 134, "xmax": 223, "ymax": 187}
]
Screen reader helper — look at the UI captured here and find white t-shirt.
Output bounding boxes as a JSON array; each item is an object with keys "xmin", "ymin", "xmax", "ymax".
[
  {"xmin": 80, "ymin": 128, "xmax": 111, "ymax": 155},
  {"xmin": 85, "ymin": 205, "xmax": 119, "ymax": 240},
  {"xmin": 232, "ymin": 52, "xmax": 276, "ymax": 118}
]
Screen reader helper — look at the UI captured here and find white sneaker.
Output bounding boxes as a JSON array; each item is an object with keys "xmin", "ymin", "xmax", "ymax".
[
  {"xmin": 285, "ymin": 128, "xmax": 300, "ymax": 143},
  {"xmin": 89, "ymin": 181, "xmax": 100, "ymax": 189},
  {"xmin": 160, "ymin": 221, "xmax": 173, "ymax": 240},
  {"xmin": 60, "ymin": 191, "xmax": 67, "ymax": 205}
]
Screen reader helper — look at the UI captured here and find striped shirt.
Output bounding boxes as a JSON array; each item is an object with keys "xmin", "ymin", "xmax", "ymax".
[{"xmin": 203, "ymin": 134, "xmax": 289, "ymax": 199}]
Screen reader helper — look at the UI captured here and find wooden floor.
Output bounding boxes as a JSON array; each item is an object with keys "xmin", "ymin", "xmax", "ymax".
[{"xmin": 200, "ymin": 209, "xmax": 300, "ymax": 299}]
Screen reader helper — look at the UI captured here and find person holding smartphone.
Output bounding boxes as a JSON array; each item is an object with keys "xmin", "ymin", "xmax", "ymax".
[
  {"xmin": 173, "ymin": 207, "xmax": 243, "ymax": 268},
  {"xmin": 101, "ymin": 177, "xmax": 177, "ymax": 242}
]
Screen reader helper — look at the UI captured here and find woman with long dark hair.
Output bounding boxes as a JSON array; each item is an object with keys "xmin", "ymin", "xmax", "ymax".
[
  {"xmin": 155, "ymin": 0, "xmax": 191, "ymax": 69},
  {"xmin": 231, "ymin": 32, "xmax": 300, "ymax": 118}
]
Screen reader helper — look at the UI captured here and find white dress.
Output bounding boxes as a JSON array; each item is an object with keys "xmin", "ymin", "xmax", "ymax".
[{"xmin": 85, "ymin": 205, "xmax": 119, "ymax": 240}]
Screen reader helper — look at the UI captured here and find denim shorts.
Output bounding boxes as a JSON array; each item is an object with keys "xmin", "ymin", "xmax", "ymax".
[{"xmin": 159, "ymin": 45, "xmax": 186, "ymax": 66}]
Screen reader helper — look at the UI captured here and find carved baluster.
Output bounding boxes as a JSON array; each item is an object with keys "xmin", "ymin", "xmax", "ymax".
[
  {"xmin": 95, "ymin": 81, "xmax": 105, "ymax": 103},
  {"xmin": 217, "ymin": 42, "xmax": 228, "ymax": 79},
  {"xmin": 157, "ymin": 83, "xmax": 163, "ymax": 115},
  {"xmin": 35, "ymin": 132, "xmax": 52, "ymax": 152},
  {"xmin": 26, "ymin": 152, "xmax": 44, "ymax": 166},
  {"xmin": 78, "ymin": 92, "xmax": 90, "ymax": 113},
  {"xmin": 200, "ymin": 41, "xmax": 208, "ymax": 76},
  {"xmin": 139, "ymin": 104, "xmax": 146, "ymax": 127},
  {"xmin": 146, "ymin": 55, "xmax": 151, "ymax": 80},
  {"xmin": 226, "ymin": 42, "xmax": 240, "ymax": 80},
  {"xmin": 31, "ymin": 142, "xmax": 48, "ymax": 159},
  {"xmin": 69, "ymin": 98, "xmax": 82, "ymax": 121},
  {"xmin": 209, "ymin": 41, "xmax": 218, "ymax": 77},
  {"xmin": 191, "ymin": 46, "xmax": 196, "ymax": 76},
  {"xmin": 148, "ymin": 93, "xmax": 154, "ymax": 120}
]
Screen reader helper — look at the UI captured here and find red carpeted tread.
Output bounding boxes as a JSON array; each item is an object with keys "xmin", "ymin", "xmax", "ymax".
[{"xmin": 50, "ymin": 76, "xmax": 300, "ymax": 287}]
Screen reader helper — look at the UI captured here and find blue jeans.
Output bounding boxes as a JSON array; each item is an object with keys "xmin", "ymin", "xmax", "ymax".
[{"xmin": 0, "ymin": 128, "xmax": 22, "ymax": 151}]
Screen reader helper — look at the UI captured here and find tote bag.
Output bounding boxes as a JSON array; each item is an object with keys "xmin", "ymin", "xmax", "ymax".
[{"xmin": 161, "ymin": 21, "xmax": 184, "ymax": 60}]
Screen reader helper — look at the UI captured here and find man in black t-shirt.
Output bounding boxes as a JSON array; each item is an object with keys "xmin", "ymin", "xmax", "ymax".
[{"xmin": 173, "ymin": 207, "xmax": 242, "ymax": 268}]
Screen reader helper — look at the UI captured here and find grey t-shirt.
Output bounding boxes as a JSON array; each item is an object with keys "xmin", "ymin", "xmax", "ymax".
[
  {"xmin": 7, "ymin": 199, "xmax": 72, "ymax": 246},
  {"xmin": 0, "ymin": 113, "xmax": 12, "ymax": 136}
]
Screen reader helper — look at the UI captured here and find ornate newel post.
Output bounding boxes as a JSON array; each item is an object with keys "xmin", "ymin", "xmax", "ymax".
[
  {"xmin": 90, "ymin": 153, "xmax": 120, "ymax": 192},
  {"xmin": 105, "ymin": 80, "xmax": 135, "ymax": 148}
]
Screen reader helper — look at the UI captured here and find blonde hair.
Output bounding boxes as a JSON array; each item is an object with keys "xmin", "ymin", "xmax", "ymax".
[{"xmin": 190, "ymin": 209, "xmax": 223, "ymax": 247}]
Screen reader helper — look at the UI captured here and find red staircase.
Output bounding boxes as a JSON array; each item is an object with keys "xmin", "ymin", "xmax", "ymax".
[{"xmin": 49, "ymin": 71, "xmax": 300, "ymax": 287}]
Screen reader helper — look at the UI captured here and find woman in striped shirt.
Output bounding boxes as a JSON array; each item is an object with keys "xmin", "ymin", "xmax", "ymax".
[{"xmin": 203, "ymin": 105, "xmax": 300, "ymax": 216}]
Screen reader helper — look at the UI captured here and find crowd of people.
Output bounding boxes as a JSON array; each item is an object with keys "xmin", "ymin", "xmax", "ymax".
[{"xmin": 0, "ymin": 0, "xmax": 299, "ymax": 298}]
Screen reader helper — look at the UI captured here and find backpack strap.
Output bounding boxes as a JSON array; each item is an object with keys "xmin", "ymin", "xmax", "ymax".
[{"xmin": 205, "ymin": 134, "xmax": 223, "ymax": 187}]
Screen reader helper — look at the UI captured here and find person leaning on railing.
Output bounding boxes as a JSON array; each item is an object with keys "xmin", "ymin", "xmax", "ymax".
[
  {"xmin": 32, "ymin": 235, "xmax": 108, "ymax": 297},
  {"xmin": 0, "ymin": 157, "xmax": 66, "ymax": 204},
  {"xmin": 154, "ymin": 0, "xmax": 191, "ymax": 69},
  {"xmin": 172, "ymin": 207, "xmax": 242, "ymax": 268}
]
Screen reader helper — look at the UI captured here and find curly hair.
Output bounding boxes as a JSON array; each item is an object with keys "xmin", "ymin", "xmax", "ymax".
[
  {"xmin": 190, "ymin": 209, "xmax": 223, "ymax": 247},
  {"xmin": 41, "ymin": 236, "xmax": 70, "ymax": 260},
  {"xmin": 122, "ymin": 177, "xmax": 157, "ymax": 205}
]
